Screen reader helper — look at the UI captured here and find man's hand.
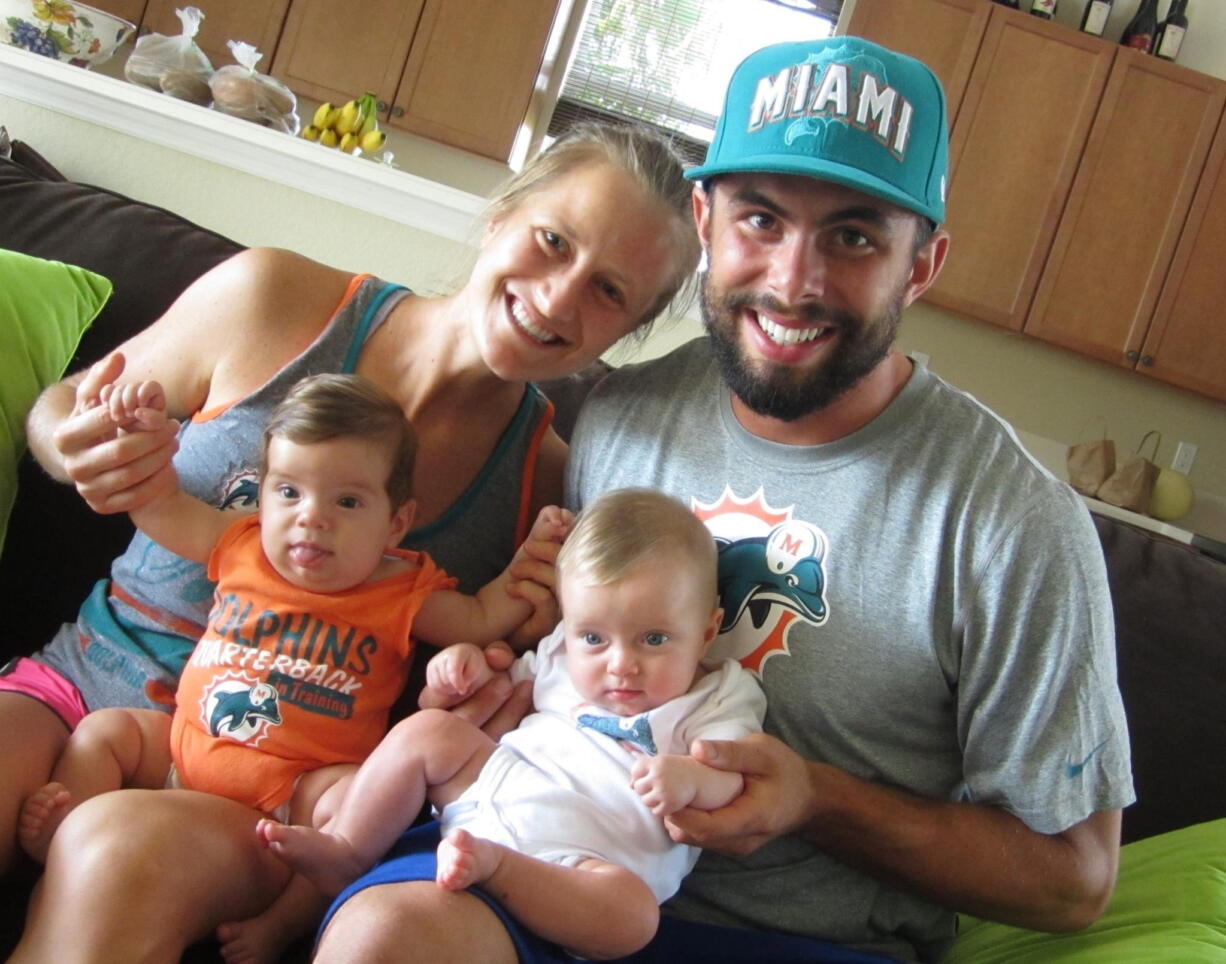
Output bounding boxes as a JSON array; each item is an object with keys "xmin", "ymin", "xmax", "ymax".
[{"xmin": 663, "ymin": 732, "xmax": 817, "ymax": 856}]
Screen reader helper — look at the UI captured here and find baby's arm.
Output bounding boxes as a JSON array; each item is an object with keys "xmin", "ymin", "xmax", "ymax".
[
  {"xmin": 95, "ymin": 380, "xmax": 232, "ymax": 565},
  {"xmin": 412, "ymin": 506, "xmax": 573, "ymax": 648},
  {"xmin": 417, "ymin": 643, "xmax": 500, "ymax": 710},
  {"xmin": 630, "ymin": 753, "xmax": 745, "ymax": 818}
]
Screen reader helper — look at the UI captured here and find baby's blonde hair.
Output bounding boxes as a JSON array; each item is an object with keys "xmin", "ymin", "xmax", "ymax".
[{"xmin": 557, "ymin": 488, "xmax": 717, "ymax": 605}]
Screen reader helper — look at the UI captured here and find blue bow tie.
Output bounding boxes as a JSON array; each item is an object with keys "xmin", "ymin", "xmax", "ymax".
[{"xmin": 577, "ymin": 713, "xmax": 657, "ymax": 755}]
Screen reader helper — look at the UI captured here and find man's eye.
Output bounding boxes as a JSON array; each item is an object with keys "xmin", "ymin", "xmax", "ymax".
[
  {"xmin": 644, "ymin": 632, "xmax": 668, "ymax": 647},
  {"xmin": 747, "ymin": 212, "xmax": 775, "ymax": 231},
  {"xmin": 837, "ymin": 228, "xmax": 871, "ymax": 248}
]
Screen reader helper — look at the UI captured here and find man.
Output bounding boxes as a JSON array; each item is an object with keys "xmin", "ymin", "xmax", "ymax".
[{"xmin": 565, "ymin": 37, "xmax": 1134, "ymax": 963}]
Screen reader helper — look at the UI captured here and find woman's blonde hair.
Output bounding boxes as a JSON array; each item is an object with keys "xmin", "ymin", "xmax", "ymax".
[
  {"xmin": 262, "ymin": 373, "xmax": 416, "ymax": 510},
  {"xmin": 484, "ymin": 122, "xmax": 701, "ymax": 338},
  {"xmin": 557, "ymin": 488, "xmax": 717, "ymax": 605}
]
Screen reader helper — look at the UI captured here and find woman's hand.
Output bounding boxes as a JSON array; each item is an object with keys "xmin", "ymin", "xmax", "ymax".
[{"xmin": 52, "ymin": 353, "xmax": 180, "ymax": 514}]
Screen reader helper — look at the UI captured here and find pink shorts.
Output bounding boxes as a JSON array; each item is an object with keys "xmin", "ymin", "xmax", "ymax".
[{"xmin": 0, "ymin": 658, "xmax": 89, "ymax": 729}]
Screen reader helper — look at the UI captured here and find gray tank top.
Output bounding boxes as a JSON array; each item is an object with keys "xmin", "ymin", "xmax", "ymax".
[{"xmin": 39, "ymin": 276, "xmax": 552, "ymax": 711}]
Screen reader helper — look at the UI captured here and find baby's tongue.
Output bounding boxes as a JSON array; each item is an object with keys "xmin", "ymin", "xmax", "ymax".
[{"xmin": 290, "ymin": 545, "xmax": 329, "ymax": 568}]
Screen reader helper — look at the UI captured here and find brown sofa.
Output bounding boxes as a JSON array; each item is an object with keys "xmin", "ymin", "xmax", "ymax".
[{"xmin": 2, "ymin": 142, "xmax": 1224, "ymax": 962}]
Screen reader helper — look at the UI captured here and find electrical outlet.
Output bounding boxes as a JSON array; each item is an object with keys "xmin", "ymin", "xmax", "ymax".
[{"xmin": 1173, "ymin": 441, "xmax": 1198, "ymax": 474}]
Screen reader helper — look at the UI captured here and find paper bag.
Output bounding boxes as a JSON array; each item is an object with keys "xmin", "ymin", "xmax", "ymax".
[
  {"xmin": 1066, "ymin": 419, "xmax": 1115, "ymax": 496},
  {"xmin": 1096, "ymin": 430, "xmax": 1161, "ymax": 513}
]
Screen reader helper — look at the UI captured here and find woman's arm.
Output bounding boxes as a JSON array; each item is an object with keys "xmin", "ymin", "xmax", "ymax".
[{"xmin": 26, "ymin": 248, "xmax": 350, "ymax": 514}]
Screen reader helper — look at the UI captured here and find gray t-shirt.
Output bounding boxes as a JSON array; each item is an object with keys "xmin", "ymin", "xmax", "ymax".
[{"xmin": 566, "ymin": 337, "xmax": 1134, "ymax": 963}]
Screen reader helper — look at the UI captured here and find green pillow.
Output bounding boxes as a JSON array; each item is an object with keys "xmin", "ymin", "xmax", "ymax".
[
  {"xmin": 945, "ymin": 818, "xmax": 1226, "ymax": 963},
  {"xmin": 0, "ymin": 249, "xmax": 112, "ymax": 550}
]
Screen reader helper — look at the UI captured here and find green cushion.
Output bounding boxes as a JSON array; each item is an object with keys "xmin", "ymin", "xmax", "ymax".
[
  {"xmin": 0, "ymin": 249, "xmax": 111, "ymax": 550},
  {"xmin": 945, "ymin": 818, "xmax": 1226, "ymax": 963}
]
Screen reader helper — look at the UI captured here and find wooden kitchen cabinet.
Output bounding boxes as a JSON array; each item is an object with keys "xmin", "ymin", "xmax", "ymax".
[
  {"xmin": 851, "ymin": 0, "xmax": 1226, "ymax": 403},
  {"xmin": 843, "ymin": 0, "xmax": 988, "ymax": 126},
  {"xmin": 139, "ymin": 0, "xmax": 290, "ymax": 71},
  {"xmin": 271, "ymin": 0, "xmax": 426, "ymax": 113},
  {"xmin": 927, "ymin": 10, "xmax": 1113, "ymax": 330},
  {"xmin": 1025, "ymin": 52, "xmax": 1226, "ymax": 373},
  {"xmin": 1139, "ymin": 112, "xmax": 1226, "ymax": 403},
  {"xmin": 271, "ymin": 0, "xmax": 562, "ymax": 161},
  {"xmin": 86, "ymin": 0, "xmax": 148, "ymax": 30}
]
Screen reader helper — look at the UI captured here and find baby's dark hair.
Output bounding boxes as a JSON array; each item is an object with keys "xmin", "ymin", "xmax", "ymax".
[{"xmin": 261, "ymin": 373, "xmax": 415, "ymax": 509}]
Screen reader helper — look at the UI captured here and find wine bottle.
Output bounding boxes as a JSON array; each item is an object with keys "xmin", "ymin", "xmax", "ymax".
[
  {"xmin": 1154, "ymin": 0, "xmax": 1189, "ymax": 62},
  {"xmin": 991, "ymin": 0, "xmax": 1021, "ymax": 7},
  {"xmin": 1079, "ymin": 0, "xmax": 1114, "ymax": 36},
  {"xmin": 1120, "ymin": 0, "xmax": 1159, "ymax": 52},
  {"xmin": 1030, "ymin": 0, "xmax": 1057, "ymax": 18}
]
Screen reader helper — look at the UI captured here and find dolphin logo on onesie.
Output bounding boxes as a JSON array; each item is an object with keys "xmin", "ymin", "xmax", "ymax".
[
  {"xmin": 693, "ymin": 487, "xmax": 829, "ymax": 676},
  {"xmin": 201, "ymin": 672, "xmax": 282, "ymax": 745}
]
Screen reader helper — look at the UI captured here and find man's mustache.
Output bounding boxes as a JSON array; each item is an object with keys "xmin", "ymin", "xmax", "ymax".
[{"xmin": 721, "ymin": 291, "xmax": 857, "ymax": 330}]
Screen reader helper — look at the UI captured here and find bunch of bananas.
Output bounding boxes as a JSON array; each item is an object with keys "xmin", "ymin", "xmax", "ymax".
[{"xmin": 302, "ymin": 91, "xmax": 387, "ymax": 155}]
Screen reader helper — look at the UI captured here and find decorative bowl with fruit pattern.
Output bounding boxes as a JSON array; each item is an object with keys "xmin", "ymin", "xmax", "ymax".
[{"xmin": 0, "ymin": 0, "xmax": 134, "ymax": 68}]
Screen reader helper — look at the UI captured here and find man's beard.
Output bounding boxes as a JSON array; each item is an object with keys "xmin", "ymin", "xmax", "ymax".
[{"xmin": 701, "ymin": 275, "xmax": 905, "ymax": 422}]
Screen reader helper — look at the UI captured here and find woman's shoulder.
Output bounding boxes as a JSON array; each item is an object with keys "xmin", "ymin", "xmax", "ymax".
[{"xmin": 215, "ymin": 248, "xmax": 354, "ymax": 314}]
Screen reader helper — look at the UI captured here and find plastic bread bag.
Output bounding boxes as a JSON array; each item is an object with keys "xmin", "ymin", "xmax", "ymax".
[
  {"xmin": 209, "ymin": 40, "xmax": 300, "ymax": 135},
  {"xmin": 124, "ymin": 6, "xmax": 214, "ymax": 99}
]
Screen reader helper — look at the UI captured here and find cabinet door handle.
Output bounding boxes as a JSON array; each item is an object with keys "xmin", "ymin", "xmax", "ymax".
[
  {"xmin": 392, "ymin": 106, "xmax": 405, "ymax": 117},
  {"xmin": 1126, "ymin": 350, "xmax": 1140, "ymax": 362},
  {"xmin": 376, "ymin": 100, "xmax": 388, "ymax": 113},
  {"xmin": 1141, "ymin": 355, "xmax": 1155, "ymax": 367}
]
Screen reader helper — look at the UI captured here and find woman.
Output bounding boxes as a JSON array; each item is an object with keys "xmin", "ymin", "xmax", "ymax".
[{"xmin": 3, "ymin": 122, "xmax": 699, "ymax": 963}]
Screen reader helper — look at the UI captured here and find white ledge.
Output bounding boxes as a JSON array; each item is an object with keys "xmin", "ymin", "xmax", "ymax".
[{"xmin": 0, "ymin": 44, "xmax": 485, "ymax": 242}]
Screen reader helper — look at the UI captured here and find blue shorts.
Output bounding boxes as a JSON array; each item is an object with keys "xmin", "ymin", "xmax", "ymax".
[{"xmin": 321, "ymin": 821, "xmax": 901, "ymax": 964}]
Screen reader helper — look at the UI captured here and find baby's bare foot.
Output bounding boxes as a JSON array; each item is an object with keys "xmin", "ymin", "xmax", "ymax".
[
  {"xmin": 216, "ymin": 916, "xmax": 294, "ymax": 964},
  {"xmin": 436, "ymin": 828, "xmax": 503, "ymax": 891},
  {"xmin": 18, "ymin": 782, "xmax": 72, "ymax": 864},
  {"xmin": 259, "ymin": 819, "xmax": 367, "ymax": 897}
]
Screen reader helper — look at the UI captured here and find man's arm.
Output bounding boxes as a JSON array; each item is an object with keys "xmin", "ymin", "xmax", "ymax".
[{"xmin": 665, "ymin": 733, "xmax": 1120, "ymax": 932}]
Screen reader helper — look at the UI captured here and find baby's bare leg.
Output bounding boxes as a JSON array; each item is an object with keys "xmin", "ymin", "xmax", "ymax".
[
  {"xmin": 437, "ymin": 830, "xmax": 660, "ymax": 960},
  {"xmin": 216, "ymin": 763, "xmax": 355, "ymax": 964},
  {"xmin": 18, "ymin": 707, "xmax": 171, "ymax": 863},
  {"xmin": 265, "ymin": 709, "xmax": 494, "ymax": 896}
]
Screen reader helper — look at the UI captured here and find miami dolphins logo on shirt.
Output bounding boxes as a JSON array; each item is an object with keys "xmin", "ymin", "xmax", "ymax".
[
  {"xmin": 198, "ymin": 671, "xmax": 282, "ymax": 746},
  {"xmin": 693, "ymin": 486, "xmax": 829, "ymax": 676}
]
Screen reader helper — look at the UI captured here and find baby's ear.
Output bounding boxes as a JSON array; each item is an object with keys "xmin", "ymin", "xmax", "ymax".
[
  {"xmin": 387, "ymin": 498, "xmax": 416, "ymax": 547},
  {"xmin": 702, "ymin": 607, "xmax": 724, "ymax": 649}
]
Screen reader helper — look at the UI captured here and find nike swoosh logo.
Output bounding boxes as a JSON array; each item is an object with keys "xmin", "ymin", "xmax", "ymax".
[{"xmin": 1066, "ymin": 741, "xmax": 1108, "ymax": 778}]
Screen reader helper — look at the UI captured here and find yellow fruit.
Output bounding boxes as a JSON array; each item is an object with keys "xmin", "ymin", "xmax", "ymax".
[
  {"xmin": 335, "ymin": 101, "xmax": 361, "ymax": 135},
  {"xmin": 302, "ymin": 125, "xmax": 321, "ymax": 142},
  {"xmin": 1149, "ymin": 468, "xmax": 1195, "ymax": 521},
  {"xmin": 312, "ymin": 101, "xmax": 335, "ymax": 130},
  {"xmin": 340, "ymin": 131, "xmax": 360, "ymax": 154},
  {"xmin": 360, "ymin": 129, "xmax": 386, "ymax": 153},
  {"xmin": 319, "ymin": 127, "xmax": 340, "ymax": 148}
]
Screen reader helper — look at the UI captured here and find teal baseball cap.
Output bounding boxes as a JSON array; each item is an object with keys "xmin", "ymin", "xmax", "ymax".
[{"xmin": 687, "ymin": 37, "xmax": 949, "ymax": 225}]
